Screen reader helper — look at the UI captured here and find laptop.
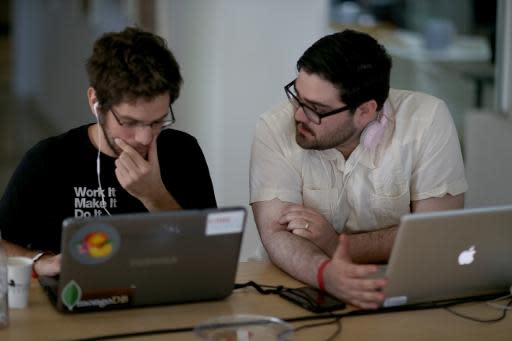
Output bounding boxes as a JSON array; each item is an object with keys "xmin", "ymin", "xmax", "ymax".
[
  {"xmin": 380, "ymin": 205, "xmax": 512, "ymax": 308},
  {"xmin": 39, "ymin": 207, "xmax": 246, "ymax": 313}
]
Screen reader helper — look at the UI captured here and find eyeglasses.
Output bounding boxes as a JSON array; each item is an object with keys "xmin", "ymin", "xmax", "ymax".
[
  {"xmin": 110, "ymin": 106, "xmax": 176, "ymax": 130},
  {"xmin": 284, "ymin": 80, "xmax": 351, "ymax": 124}
]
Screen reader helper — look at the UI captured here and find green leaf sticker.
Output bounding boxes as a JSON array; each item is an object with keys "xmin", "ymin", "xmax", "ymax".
[{"xmin": 61, "ymin": 280, "xmax": 82, "ymax": 311}]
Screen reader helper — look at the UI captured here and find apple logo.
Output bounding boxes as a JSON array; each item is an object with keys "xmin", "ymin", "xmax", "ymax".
[{"xmin": 458, "ymin": 245, "xmax": 476, "ymax": 265}]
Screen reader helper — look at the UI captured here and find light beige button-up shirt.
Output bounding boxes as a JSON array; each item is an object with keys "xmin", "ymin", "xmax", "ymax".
[{"xmin": 250, "ymin": 89, "xmax": 468, "ymax": 233}]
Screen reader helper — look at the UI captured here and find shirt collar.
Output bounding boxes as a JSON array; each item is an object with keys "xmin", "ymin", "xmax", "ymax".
[{"xmin": 315, "ymin": 147, "xmax": 376, "ymax": 171}]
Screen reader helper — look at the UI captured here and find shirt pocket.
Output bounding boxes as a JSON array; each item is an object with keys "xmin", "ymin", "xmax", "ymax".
[
  {"xmin": 370, "ymin": 183, "xmax": 410, "ymax": 228},
  {"xmin": 302, "ymin": 187, "xmax": 337, "ymax": 226}
]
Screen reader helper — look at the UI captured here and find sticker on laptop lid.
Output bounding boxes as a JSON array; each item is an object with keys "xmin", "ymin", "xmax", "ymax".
[
  {"xmin": 61, "ymin": 280, "xmax": 82, "ymax": 311},
  {"xmin": 61, "ymin": 280, "xmax": 134, "ymax": 312},
  {"xmin": 69, "ymin": 223, "xmax": 121, "ymax": 265},
  {"xmin": 383, "ymin": 296, "xmax": 408, "ymax": 308},
  {"xmin": 206, "ymin": 210, "xmax": 245, "ymax": 236}
]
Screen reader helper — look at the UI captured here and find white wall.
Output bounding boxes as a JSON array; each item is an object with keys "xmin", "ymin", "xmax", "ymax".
[
  {"xmin": 13, "ymin": 1, "xmax": 90, "ymax": 129},
  {"xmin": 156, "ymin": 0, "xmax": 331, "ymax": 260},
  {"xmin": 12, "ymin": 0, "xmax": 135, "ymax": 131}
]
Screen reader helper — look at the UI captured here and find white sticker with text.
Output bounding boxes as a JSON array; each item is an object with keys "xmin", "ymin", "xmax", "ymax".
[
  {"xmin": 383, "ymin": 296, "xmax": 408, "ymax": 307},
  {"xmin": 206, "ymin": 211, "xmax": 245, "ymax": 236}
]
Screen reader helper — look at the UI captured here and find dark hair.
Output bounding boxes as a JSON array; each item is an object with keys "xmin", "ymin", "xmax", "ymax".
[
  {"xmin": 297, "ymin": 29, "xmax": 392, "ymax": 111},
  {"xmin": 86, "ymin": 27, "xmax": 182, "ymax": 110}
]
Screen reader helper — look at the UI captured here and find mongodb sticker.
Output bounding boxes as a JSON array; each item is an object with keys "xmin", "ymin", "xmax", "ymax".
[
  {"xmin": 61, "ymin": 281, "xmax": 133, "ymax": 312},
  {"xmin": 69, "ymin": 223, "xmax": 121, "ymax": 265},
  {"xmin": 62, "ymin": 280, "xmax": 82, "ymax": 311}
]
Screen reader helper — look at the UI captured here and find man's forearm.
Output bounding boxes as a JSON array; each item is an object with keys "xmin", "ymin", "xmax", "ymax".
[
  {"xmin": 141, "ymin": 189, "xmax": 181, "ymax": 212},
  {"xmin": 1, "ymin": 240, "xmax": 40, "ymax": 258},
  {"xmin": 262, "ymin": 229, "xmax": 330, "ymax": 287},
  {"xmin": 347, "ymin": 225, "xmax": 398, "ymax": 264},
  {"xmin": 345, "ymin": 194, "xmax": 464, "ymax": 263}
]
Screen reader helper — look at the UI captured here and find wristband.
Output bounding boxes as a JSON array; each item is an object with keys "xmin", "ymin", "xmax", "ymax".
[{"xmin": 316, "ymin": 259, "xmax": 331, "ymax": 292}]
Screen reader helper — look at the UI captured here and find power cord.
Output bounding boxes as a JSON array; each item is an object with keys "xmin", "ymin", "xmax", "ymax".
[
  {"xmin": 486, "ymin": 286, "xmax": 512, "ymax": 310},
  {"xmin": 444, "ymin": 285, "xmax": 512, "ymax": 322},
  {"xmin": 487, "ymin": 296, "xmax": 512, "ymax": 310},
  {"xmin": 445, "ymin": 297, "xmax": 512, "ymax": 323},
  {"xmin": 234, "ymin": 281, "xmax": 284, "ymax": 295},
  {"xmin": 287, "ymin": 314, "xmax": 342, "ymax": 341}
]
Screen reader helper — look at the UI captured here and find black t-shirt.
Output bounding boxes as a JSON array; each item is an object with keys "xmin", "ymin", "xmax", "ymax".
[{"xmin": 0, "ymin": 125, "xmax": 217, "ymax": 253}]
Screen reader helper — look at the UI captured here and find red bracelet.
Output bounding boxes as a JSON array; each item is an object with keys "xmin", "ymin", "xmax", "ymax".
[{"xmin": 316, "ymin": 259, "xmax": 331, "ymax": 291}]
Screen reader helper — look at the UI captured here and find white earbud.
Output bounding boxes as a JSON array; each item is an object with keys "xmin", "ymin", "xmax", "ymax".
[
  {"xmin": 93, "ymin": 101, "xmax": 111, "ymax": 216},
  {"xmin": 93, "ymin": 102, "xmax": 100, "ymax": 119}
]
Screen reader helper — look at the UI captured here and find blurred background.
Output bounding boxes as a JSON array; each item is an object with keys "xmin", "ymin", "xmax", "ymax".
[{"xmin": 0, "ymin": 0, "xmax": 511, "ymax": 260}]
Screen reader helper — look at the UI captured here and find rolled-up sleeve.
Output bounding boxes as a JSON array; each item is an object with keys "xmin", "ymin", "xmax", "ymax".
[
  {"xmin": 410, "ymin": 100, "xmax": 468, "ymax": 201},
  {"xmin": 249, "ymin": 106, "xmax": 303, "ymax": 205}
]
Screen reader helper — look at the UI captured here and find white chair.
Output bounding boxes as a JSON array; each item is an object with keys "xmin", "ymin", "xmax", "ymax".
[{"xmin": 464, "ymin": 111, "xmax": 512, "ymax": 207}]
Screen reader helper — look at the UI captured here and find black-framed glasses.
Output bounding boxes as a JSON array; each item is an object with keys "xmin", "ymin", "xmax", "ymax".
[
  {"xmin": 284, "ymin": 80, "xmax": 351, "ymax": 124},
  {"xmin": 110, "ymin": 106, "xmax": 176, "ymax": 130}
]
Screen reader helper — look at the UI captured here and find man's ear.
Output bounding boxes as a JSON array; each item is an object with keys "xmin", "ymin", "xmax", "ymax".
[
  {"xmin": 87, "ymin": 87, "xmax": 100, "ymax": 120},
  {"xmin": 354, "ymin": 99, "xmax": 378, "ymax": 126}
]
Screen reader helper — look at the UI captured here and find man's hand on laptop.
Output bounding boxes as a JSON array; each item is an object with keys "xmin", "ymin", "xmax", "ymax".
[
  {"xmin": 34, "ymin": 254, "xmax": 61, "ymax": 277},
  {"xmin": 323, "ymin": 235, "xmax": 387, "ymax": 309},
  {"xmin": 279, "ymin": 204, "xmax": 339, "ymax": 256}
]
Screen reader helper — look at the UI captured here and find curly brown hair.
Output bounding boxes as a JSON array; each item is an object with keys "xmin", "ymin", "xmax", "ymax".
[{"xmin": 86, "ymin": 27, "xmax": 182, "ymax": 111}]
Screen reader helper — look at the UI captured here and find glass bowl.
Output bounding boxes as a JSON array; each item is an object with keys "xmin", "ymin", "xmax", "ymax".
[{"xmin": 194, "ymin": 314, "xmax": 293, "ymax": 341}]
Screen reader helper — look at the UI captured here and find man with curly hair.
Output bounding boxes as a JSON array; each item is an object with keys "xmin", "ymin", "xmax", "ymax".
[{"xmin": 0, "ymin": 27, "xmax": 217, "ymax": 276}]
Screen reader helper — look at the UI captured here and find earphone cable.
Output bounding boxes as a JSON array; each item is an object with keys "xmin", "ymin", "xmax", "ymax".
[{"xmin": 96, "ymin": 122, "xmax": 111, "ymax": 216}]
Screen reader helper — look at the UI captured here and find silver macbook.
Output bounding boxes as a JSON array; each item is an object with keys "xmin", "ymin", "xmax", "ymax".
[
  {"xmin": 381, "ymin": 205, "xmax": 512, "ymax": 308},
  {"xmin": 39, "ymin": 207, "xmax": 246, "ymax": 313}
]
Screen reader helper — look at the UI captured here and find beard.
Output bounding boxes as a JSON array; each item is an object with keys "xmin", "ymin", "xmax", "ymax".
[
  {"xmin": 99, "ymin": 124, "xmax": 149, "ymax": 159},
  {"xmin": 99, "ymin": 124, "xmax": 121, "ymax": 157},
  {"xmin": 295, "ymin": 119, "xmax": 359, "ymax": 151}
]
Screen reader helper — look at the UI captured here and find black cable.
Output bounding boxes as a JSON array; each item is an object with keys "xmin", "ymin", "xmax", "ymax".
[
  {"xmin": 234, "ymin": 281, "xmax": 284, "ymax": 295},
  {"xmin": 289, "ymin": 316, "xmax": 342, "ymax": 341},
  {"xmin": 325, "ymin": 317, "xmax": 342, "ymax": 341},
  {"xmin": 72, "ymin": 326, "xmax": 193, "ymax": 341},
  {"xmin": 70, "ymin": 286, "xmax": 509, "ymax": 341},
  {"xmin": 291, "ymin": 318, "xmax": 337, "ymax": 334}
]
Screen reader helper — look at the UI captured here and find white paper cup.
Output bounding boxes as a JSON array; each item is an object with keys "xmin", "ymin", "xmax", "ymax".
[{"xmin": 7, "ymin": 257, "xmax": 33, "ymax": 309}]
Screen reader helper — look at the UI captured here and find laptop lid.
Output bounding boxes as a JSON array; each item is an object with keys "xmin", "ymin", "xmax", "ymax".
[
  {"xmin": 382, "ymin": 205, "xmax": 512, "ymax": 308},
  {"xmin": 43, "ymin": 207, "xmax": 246, "ymax": 313}
]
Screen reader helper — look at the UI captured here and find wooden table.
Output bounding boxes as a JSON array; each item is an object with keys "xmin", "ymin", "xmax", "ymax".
[{"xmin": 0, "ymin": 261, "xmax": 510, "ymax": 340}]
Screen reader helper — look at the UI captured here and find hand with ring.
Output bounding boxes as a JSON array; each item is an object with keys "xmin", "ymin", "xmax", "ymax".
[{"xmin": 278, "ymin": 204, "xmax": 339, "ymax": 256}]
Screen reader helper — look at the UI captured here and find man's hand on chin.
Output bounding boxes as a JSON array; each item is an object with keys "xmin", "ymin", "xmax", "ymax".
[{"xmin": 114, "ymin": 137, "xmax": 180, "ymax": 211}]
